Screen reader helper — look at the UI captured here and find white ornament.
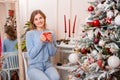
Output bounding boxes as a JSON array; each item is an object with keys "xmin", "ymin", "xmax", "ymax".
[
  {"xmin": 109, "ymin": 34, "xmax": 115, "ymax": 40},
  {"xmin": 110, "ymin": 48, "xmax": 119, "ymax": 54},
  {"xmin": 87, "ymin": 30, "xmax": 94, "ymax": 40},
  {"xmin": 91, "ymin": 50, "xmax": 98, "ymax": 57},
  {"xmin": 99, "ymin": 40, "xmax": 105, "ymax": 47},
  {"xmin": 94, "ymin": 28, "xmax": 100, "ymax": 36},
  {"xmin": 68, "ymin": 53, "xmax": 79, "ymax": 63},
  {"xmin": 105, "ymin": 43, "xmax": 119, "ymax": 54},
  {"xmin": 107, "ymin": 55, "xmax": 120, "ymax": 68},
  {"xmin": 107, "ymin": 10, "xmax": 114, "ymax": 18},
  {"xmin": 109, "ymin": 43, "xmax": 119, "ymax": 53},
  {"xmin": 97, "ymin": 3, "xmax": 104, "ymax": 9},
  {"xmin": 115, "ymin": 15, "xmax": 120, "ymax": 26}
]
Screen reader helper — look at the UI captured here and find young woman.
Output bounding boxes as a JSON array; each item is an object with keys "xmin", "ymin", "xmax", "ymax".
[
  {"xmin": 26, "ymin": 9, "xmax": 60, "ymax": 80},
  {"xmin": 2, "ymin": 26, "xmax": 17, "ymax": 52},
  {"xmin": 2, "ymin": 26, "xmax": 18, "ymax": 80}
]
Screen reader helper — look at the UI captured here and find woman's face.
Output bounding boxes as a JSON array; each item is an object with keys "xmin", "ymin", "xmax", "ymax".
[{"xmin": 33, "ymin": 13, "xmax": 45, "ymax": 29}]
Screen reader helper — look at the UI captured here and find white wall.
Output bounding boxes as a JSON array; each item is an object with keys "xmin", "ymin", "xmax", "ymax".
[
  {"xmin": 27, "ymin": 0, "xmax": 57, "ymax": 31},
  {"xmin": 19, "ymin": 0, "xmax": 57, "ymax": 34},
  {"xmin": 18, "ymin": 0, "xmax": 28, "ymax": 33},
  {"xmin": 0, "ymin": 3, "xmax": 6, "ymax": 29},
  {"xmin": 57, "ymin": 0, "xmax": 90, "ymax": 39},
  {"xmin": 18, "ymin": 0, "xmax": 91, "ymax": 39}
]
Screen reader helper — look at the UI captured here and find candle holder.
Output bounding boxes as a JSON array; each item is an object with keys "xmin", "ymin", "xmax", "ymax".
[
  {"xmin": 68, "ymin": 35, "xmax": 71, "ymax": 39},
  {"xmin": 63, "ymin": 39, "xmax": 70, "ymax": 44},
  {"xmin": 72, "ymin": 32, "xmax": 75, "ymax": 38},
  {"xmin": 64, "ymin": 32, "xmax": 67, "ymax": 40}
]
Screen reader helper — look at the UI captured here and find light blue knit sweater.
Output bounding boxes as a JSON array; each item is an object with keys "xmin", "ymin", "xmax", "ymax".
[
  {"xmin": 26, "ymin": 29, "xmax": 57, "ymax": 65},
  {"xmin": 2, "ymin": 38, "xmax": 18, "ymax": 53}
]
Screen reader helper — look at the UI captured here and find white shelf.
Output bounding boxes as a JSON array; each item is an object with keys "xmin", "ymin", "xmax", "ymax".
[
  {"xmin": 57, "ymin": 44, "xmax": 75, "ymax": 49},
  {"xmin": 57, "ymin": 44, "xmax": 75, "ymax": 53},
  {"xmin": 56, "ymin": 66, "xmax": 74, "ymax": 71}
]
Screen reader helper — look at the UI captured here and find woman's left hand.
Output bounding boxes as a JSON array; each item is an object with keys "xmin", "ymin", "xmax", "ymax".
[{"xmin": 47, "ymin": 33, "xmax": 52, "ymax": 42}]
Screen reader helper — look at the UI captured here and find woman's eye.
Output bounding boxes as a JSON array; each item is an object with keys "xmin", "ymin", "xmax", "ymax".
[
  {"xmin": 39, "ymin": 17, "xmax": 43, "ymax": 19},
  {"xmin": 34, "ymin": 18, "xmax": 38, "ymax": 21}
]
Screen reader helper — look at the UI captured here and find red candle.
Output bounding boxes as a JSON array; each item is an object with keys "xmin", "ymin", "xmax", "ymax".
[
  {"xmin": 64, "ymin": 15, "xmax": 67, "ymax": 33},
  {"xmin": 68, "ymin": 19, "xmax": 71, "ymax": 37},
  {"xmin": 0, "ymin": 35, "xmax": 2, "ymax": 56},
  {"xmin": 72, "ymin": 15, "xmax": 77, "ymax": 33}
]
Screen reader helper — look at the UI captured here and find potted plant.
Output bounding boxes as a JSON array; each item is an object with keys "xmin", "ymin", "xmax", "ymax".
[{"xmin": 15, "ymin": 21, "xmax": 30, "ymax": 51}]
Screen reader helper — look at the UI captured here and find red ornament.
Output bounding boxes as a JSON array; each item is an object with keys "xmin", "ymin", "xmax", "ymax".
[
  {"xmin": 75, "ymin": 73, "xmax": 81, "ymax": 78},
  {"xmin": 93, "ymin": 19, "xmax": 100, "ymax": 27},
  {"xmin": 87, "ymin": 21, "xmax": 94, "ymax": 26},
  {"xmin": 97, "ymin": 31, "xmax": 101, "ymax": 38},
  {"xmin": 43, "ymin": 32, "xmax": 52, "ymax": 41},
  {"xmin": 94, "ymin": 38, "xmax": 99, "ymax": 44},
  {"xmin": 8, "ymin": 10, "xmax": 14, "ymax": 17},
  {"xmin": 97, "ymin": 59, "xmax": 103, "ymax": 68},
  {"xmin": 80, "ymin": 48, "xmax": 87, "ymax": 54},
  {"xmin": 82, "ymin": 30, "xmax": 85, "ymax": 33},
  {"xmin": 105, "ymin": 17, "xmax": 112, "ymax": 24},
  {"xmin": 106, "ymin": 48, "xmax": 112, "ymax": 54},
  {"xmin": 88, "ymin": 6, "xmax": 94, "ymax": 12}
]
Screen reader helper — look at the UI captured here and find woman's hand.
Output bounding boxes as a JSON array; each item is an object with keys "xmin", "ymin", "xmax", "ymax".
[
  {"xmin": 40, "ymin": 34, "xmax": 46, "ymax": 42},
  {"xmin": 47, "ymin": 33, "xmax": 52, "ymax": 42},
  {"xmin": 40, "ymin": 33, "xmax": 52, "ymax": 42}
]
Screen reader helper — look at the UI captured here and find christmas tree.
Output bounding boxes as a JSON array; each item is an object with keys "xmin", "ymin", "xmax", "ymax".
[
  {"xmin": 4, "ymin": 10, "xmax": 16, "ymax": 30},
  {"xmin": 64, "ymin": 0, "xmax": 120, "ymax": 80}
]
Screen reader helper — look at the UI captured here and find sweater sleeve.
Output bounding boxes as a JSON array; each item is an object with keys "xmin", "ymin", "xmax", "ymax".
[
  {"xmin": 2, "ymin": 39, "xmax": 6, "ymax": 53},
  {"xmin": 26, "ymin": 31, "xmax": 46, "ymax": 59},
  {"xmin": 47, "ymin": 32, "xmax": 57, "ymax": 56}
]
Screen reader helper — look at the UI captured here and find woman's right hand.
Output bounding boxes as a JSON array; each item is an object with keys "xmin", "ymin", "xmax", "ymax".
[{"xmin": 40, "ymin": 34, "xmax": 46, "ymax": 42}]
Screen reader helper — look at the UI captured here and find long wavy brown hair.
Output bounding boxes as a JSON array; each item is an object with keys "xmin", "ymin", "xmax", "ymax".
[
  {"xmin": 5, "ymin": 26, "xmax": 17, "ymax": 40},
  {"xmin": 29, "ymin": 9, "xmax": 46, "ymax": 30}
]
